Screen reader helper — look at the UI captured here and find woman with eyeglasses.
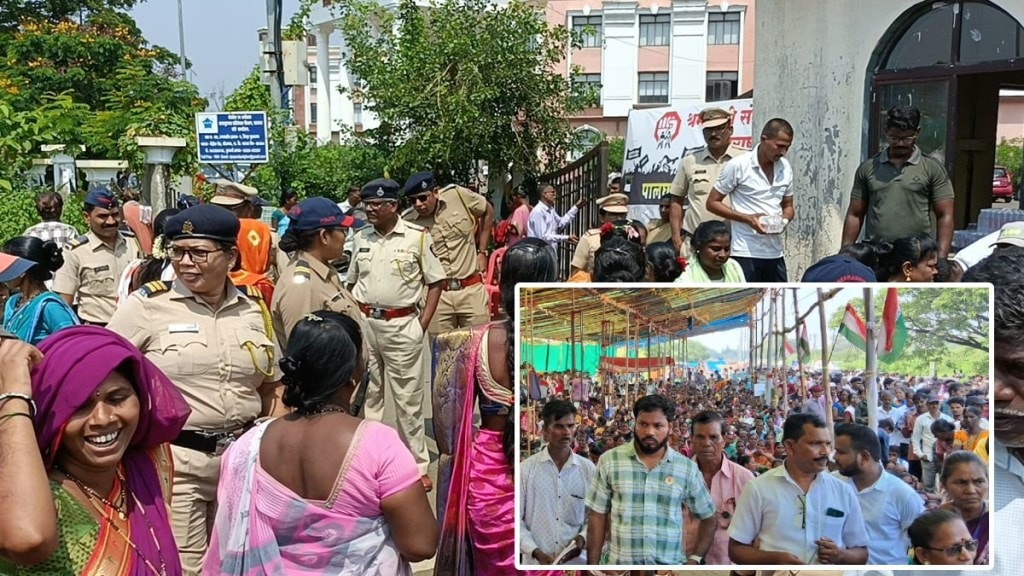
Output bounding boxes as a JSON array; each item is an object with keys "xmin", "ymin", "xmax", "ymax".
[
  {"xmin": 107, "ymin": 204, "xmax": 287, "ymax": 575},
  {"xmin": 908, "ymin": 509, "xmax": 977, "ymax": 565},
  {"xmin": 937, "ymin": 450, "xmax": 989, "ymax": 564}
]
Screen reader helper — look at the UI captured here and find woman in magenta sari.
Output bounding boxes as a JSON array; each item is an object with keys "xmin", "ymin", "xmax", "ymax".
[
  {"xmin": 0, "ymin": 326, "xmax": 190, "ymax": 575},
  {"xmin": 205, "ymin": 311, "xmax": 438, "ymax": 574},
  {"xmin": 434, "ymin": 237, "xmax": 569, "ymax": 575}
]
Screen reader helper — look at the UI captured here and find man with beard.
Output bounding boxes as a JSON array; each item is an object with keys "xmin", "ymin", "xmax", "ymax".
[
  {"xmin": 685, "ymin": 410, "xmax": 755, "ymax": 565},
  {"xmin": 53, "ymin": 188, "xmax": 142, "ymax": 325},
  {"xmin": 586, "ymin": 394, "xmax": 716, "ymax": 565},
  {"xmin": 841, "ymin": 106, "xmax": 955, "ymax": 258},
  {"xmin": 519, "ymin": 399, "xmax": 595, "ymax": 567},
  {"xmin": 832, "ymin": 423, "xmax": 923, "ymax": 565},
  {"xmin": 728, "ymin": 413, "xmax": 868, "ymax": 565}
]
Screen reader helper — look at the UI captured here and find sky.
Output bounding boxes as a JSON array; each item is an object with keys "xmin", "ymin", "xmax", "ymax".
[{"xmin": 131, "ymin": 0, "xmax": 302, "ymax": 102}]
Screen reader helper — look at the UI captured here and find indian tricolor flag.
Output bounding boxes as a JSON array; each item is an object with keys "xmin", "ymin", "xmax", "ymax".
[
  {"xmin": 783, "ymin": 338, "xmax": 796, "ymax": 357},
  {"xmin": 839, "ymin": 303, "xmax": 868, "ymax": 351},
  {"xmin": 879, "ymin": 287, "xmax": 908, "ymax": 363}
]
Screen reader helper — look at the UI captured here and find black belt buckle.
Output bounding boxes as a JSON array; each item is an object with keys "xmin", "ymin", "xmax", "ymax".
[
  {"xmin": 195, "ymin": 429, "xmax": 234, "ymax": 456},
  {"xmin": 446, "ymin": 278, "xmax": 462, "ymax": 291},
  {"xmin": 369, "ymin": 307, "xmax": 386, "ymax": 320}
]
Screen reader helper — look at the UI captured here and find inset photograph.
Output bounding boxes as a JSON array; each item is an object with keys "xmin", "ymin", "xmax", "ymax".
[{"xmin": 516, "ymin": 285, "xmax": 992, "ymax": 571}]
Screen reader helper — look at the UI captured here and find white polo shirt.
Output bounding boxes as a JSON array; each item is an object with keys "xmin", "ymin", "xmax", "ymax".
[
  {"xmin": 713, "ymin": 145, "xmax": 794, "ymax": 259},
  {"xmin": 833, "ymin": 469, "xmax": 924, "ymax": 565},
  {"xmin": 729, "ymin": 463, "xmax": 869, "ymax": 564}
]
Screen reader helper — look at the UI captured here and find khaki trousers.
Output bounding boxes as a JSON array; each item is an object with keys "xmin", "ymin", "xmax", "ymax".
[
  {"xmin": 428, "ymin": 282, "xmax": 490, "ymax": 336},
  {"xmin": 363, "ymin": 313, "xmax": 431, "ymax": 475},
  {"xmin": 169, "ymin": 444, "xmax": 220, "ymax": 576}
]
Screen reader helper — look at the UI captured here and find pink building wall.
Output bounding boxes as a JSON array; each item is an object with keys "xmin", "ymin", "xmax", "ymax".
[{"xmin": 998, "ymin": 94, "xmax": 1024, "ymax": 142}]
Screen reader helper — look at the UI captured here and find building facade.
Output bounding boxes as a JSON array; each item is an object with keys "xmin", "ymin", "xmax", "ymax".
[{"xmin": 551, "ymin": 0, "xmax": 755, "ymax": 144}]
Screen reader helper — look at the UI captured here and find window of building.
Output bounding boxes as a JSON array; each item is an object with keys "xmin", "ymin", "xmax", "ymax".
[
  {"xmin": 708, "ymin": 12, "xmax": 741, "ymax": 45},
  {"xmin": 570, "ymin": 127, "xmax": 604, "ymax": 160},
  {"xmin": 310, "ymin": 103, "xmax": 318, "ymax": 124},
  {"xmin": 706, "ymin": 71, "xmax": 738, "ymax": 102},
  {"xmin": 638, "ymin": 72, "xmax": 669, "ymax": 104},
  {"xmin": 639, "ymin": 14, "xmax": 671, "ymax": 47},
  {"xmin": 353, "ymin": 102, "xmax": 363, "ymax": 126},
  {"xmin": 572, "ymin": 15, "xmax": 603, "ymax": 48},
  {"xmin": 309, "ymin": 65, "xmax": 317, "ymax": 84},
  {"xmin": 573, "ymin": 73, "xmax": 602, "ymax": 106}
]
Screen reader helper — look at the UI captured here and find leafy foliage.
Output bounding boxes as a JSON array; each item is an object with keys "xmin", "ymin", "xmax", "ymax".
[
  {"xmin": 608, "ymin": 137, "xmax": 625, "ymax": 173},
  {"xmin": 332, "ymin": 0, "xmax": 591, "ymax": 183},
  {"xmin": 0, "ymin": 185, "xmax": 86, "ymax": 245},
  {"xmin": 996, "ymin": 137, "xmax": 1023, "ymax": 187},
  {"xmin": 0, "ymin": 94, "xmax": 88, "ymax": 191}
]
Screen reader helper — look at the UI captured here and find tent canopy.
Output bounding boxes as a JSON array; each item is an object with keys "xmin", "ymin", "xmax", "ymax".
[{"xmin": 521, "ymin": 287, "xmax": 765, "ymax": 345}]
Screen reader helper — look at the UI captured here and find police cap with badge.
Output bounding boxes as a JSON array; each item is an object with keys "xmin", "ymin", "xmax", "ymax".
[
  {"xmin": 290, "ymin": 197, "xmax": 364, "ymax": 231},
  {"xmin": 402, "ymin": 172, "xmax": 436, "ymax": 199},
  {"xmin": 164, "ymin": 204, "xmax": 240, "ymax": 244},
  {"xmin": 596, "ymin": 193, "xmax": 630, "ymax": 215},
  {"xmin": 84, "ymin": 187, "xmax": 120, "ymax": 211},
  {"xmin": 361, "ymin": 178, "xmax": 401, "ymax": 202}
]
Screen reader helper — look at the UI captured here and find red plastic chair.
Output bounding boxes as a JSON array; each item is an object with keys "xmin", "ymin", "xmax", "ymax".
[{"xmin": 485, "ymin": 246, "xmax": 508, "ymax": 319}]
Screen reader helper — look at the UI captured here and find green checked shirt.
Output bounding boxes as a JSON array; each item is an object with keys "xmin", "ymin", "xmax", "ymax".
[{"xmin": 586, "ymin": 441, "xmax": 716, "ymax": 564}]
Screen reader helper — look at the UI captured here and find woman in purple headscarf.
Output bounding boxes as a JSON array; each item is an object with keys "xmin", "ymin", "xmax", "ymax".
[{"xmin": 0, "ymin": 326, "xmax": 191, "ymax": 575}]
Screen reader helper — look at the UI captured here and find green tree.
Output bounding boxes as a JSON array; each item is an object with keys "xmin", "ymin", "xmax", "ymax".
[
  {"xmin": 333, "ymin": 0, "xmax": 592, "ymax": 183},
  {"xmin": 996, "ymin": 137, "xmax": 1023, "ymax": 189},
  {"xmin": 608, "ymin": 137, "xmax": 625, "ymax": 173}
]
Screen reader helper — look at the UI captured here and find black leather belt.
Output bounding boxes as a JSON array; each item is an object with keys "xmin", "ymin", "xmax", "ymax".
[{"xmin": 172, "ymin": 424, "xmax": 253, "ymax": 455}]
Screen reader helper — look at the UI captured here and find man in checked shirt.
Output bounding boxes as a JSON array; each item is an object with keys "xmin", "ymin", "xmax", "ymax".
[{"xmin": 586, "ymin": 394, "xmax": 716, "ymax": 565}]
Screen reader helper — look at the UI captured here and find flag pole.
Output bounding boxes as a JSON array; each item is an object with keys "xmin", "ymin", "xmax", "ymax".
[
  {"xmin": 793, "ymin": 288, "xmax": 806, "ymax": 401},
  {"xmin": 864, "ymin": 288, "xmax": 879, "ymax": 430},
  {"xmin": 817, "ymin": 288, "xmax": 835, "ymax": 438}
]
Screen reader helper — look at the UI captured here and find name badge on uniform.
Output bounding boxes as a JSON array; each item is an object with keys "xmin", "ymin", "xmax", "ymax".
[
  {"xmin": 167, "ymin": 323, "xmax": 200, "ymax": 334},
  {"xmin": 358, "ymin": 247, "xmax": 371, "ymax": 253},
  {"xmin": 694, "ymin": 169, "xmax": 707, "ymax": 175},
  {"xmin": 93, "ymin": 265, "xmax": 110, "ymax": 273}
]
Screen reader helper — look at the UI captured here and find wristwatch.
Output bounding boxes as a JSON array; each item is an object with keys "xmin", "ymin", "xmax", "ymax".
[{"xmin": 687, "ymin": 554, "xmax": 705, "ymax": 565}]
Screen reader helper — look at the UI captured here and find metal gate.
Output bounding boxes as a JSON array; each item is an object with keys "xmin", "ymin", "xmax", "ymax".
[{"xmin": 539, "ymin": 142, "xmax": 609, "ymax": 279}]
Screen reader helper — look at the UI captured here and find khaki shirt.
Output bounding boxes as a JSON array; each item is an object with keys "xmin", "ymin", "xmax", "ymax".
[
  {"xmin": 570, "ymin": 229, "xmax": 601, "ymax": 273},
  {"xmin": 669, "ymin": 144, "xmax": 747, "ymax": 234},
  {"xmin": 646, "ymin": 218, "xmax": 674, "ymax": 245},
  {"xmin": 403, "ymin": 184, "xmax": 487, "ymax": 280},
  {"xmin": 53, "ymin": 231, "xmax": 143, "ymax": 324},
  {"xmin": 107, "ymin": 281, "xmax": 280, "ymax": 431},
  {"xmin": 347, "ymin": 219, "xmax": 447, "ymax": 308},
  {"xmin": 270, "ymin": 251, "xmax": 367, "ymax": 354},
  {"xmin": 269, "ymin": 231, "xmax": 289, "ymax": 283}
]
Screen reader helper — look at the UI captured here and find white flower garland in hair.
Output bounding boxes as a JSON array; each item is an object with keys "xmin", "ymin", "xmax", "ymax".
[{"xmin": 151, "ymin": 236, "xmax": 167, "ymax": 259}]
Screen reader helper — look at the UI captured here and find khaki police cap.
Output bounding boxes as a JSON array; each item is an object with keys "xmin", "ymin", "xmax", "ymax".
[
  {"xmin": 209, "ymin": 180, "xmax": 259, "ymax": 207},
  {"xmin": 596, "ymin": 192, "xmax": 629, "ymax": 214},
  {"xmin": 700, "ymin": 107, "xmax": 732, "ymax": 129},
  {"xmin": 993, "ymin": 221, "xmax": 1024, "ymax": 248}
]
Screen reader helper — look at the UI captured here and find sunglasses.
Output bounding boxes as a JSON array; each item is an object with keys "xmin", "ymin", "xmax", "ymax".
[{"xmin": 924, "ymin": 539, "xmax": 979, "ymax": 557}]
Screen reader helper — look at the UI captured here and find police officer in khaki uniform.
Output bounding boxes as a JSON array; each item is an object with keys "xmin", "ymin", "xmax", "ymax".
[
  {"xmin": 107, "ymin": 204, "xmax": 285, "ymax": 575},
  {"xmin": 271, "ymin": 197, "xmax": 366, "ymax": 354},
  {"xmin": 346, "ymin": 178, "xmax": 446, "ymax": 490},
  {"xmin": 645, "ymin": 194, "xmax": 678, "ymax": 245},
  {"xmin": 208, "ymin": 179, "xmax": 289, "ymax": 282},
  {"xmin": 569, "ymin": 193, "xmax": 630, "ymax": 277},
  {"xmin": 53, "ymin": 188, "xmax": 142, "ymax": 325},
  {"xmin": 401, "ymin": 171, "xmax": 493, "ymax": 337},
  {"xmin": 668, "ymin": 107, "xmax": 748, "ymax": 257}
]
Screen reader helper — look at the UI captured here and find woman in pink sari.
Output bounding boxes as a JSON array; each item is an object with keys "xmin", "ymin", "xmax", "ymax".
[
  {"xmin": 205, "ymin": 311, "xmax": 438, "ymax": 574},
  {"xmin": 434, "ymin": 237, "xmax": 568, "ymax": 575},
  {"xmin": 0, "ymin": 326, "xmax": 190, "ymax": 575}
]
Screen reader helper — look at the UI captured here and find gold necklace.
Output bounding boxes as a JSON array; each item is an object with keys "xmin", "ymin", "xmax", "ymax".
[{"xmin": 59, "ymin": 468, "xmax": 127, "ymax": 521}]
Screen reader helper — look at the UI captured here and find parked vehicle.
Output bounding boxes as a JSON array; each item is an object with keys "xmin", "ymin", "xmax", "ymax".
[{"xmin": 993, "ymin": 165, "xmax": 1014, "ymax": 202}]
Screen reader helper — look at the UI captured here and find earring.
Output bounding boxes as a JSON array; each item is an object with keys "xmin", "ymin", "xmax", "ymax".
[{"xmin": 905, "ymin": 274, "xmax": 912, "ymax": 282}]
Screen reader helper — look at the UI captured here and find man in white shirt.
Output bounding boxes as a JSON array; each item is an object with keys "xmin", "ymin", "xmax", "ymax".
[
  {"xmin": 729, "ymin": 413, "xmax": 869, "ymax": 565},
  {"xmin": 911, "ymin": 394, "xmax": 954, "ymax": 492},
  {"xmin": 833, "ymin": 423, "xmax": 924, "ymax": 565},
  {"xmin": 526, "ymin": 183, "xmax": 585, "ymax": 262},
  {"xmin": 519, "ymin": 399, "xmax": 596, "ymax": 566},
  {"xmin": 707, "ymin": 118, "xmax": 796, "ymax": 282}
]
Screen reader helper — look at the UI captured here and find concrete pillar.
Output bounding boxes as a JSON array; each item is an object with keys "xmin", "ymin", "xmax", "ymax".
[
  {"xmin": 601, "ymin": 2, "xmax": 640, "ymax": 119},
  {"xmin": 77, "ymin": 160, "xmax": 128, "ymax": 192},
  {"xmin": 670, "ymin": 0, "xmax": 708, "ymax": 107},
  {"xmin": 136, "ymin": 137, "xmax": 186, "ymax": 216},
  {"xmin": 315, "ymin": 24, "xmax": 333, "ymax": 144}
]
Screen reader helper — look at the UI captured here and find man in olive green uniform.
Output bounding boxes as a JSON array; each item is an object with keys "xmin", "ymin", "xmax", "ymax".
[
  {"xmin": 53, "ymin": 188, "xmax": 143, "ymax": 325},
  {"xmin": 270, "ymin": 197, "xmax": 366, "ymax": 354},
  {"xmin": 569, "ymin": 193, "xmax": 630, "ymax": 277},
  {"xmin": 668, "ymin": 107, "xmax": 747, "ymax": 257},
  {"xmin": 108, "ymin": 204, "xmax": 284, "ymax": 575},
  {"xmin": 401, "ymin": 171, "xmax": 493, "ymax": 337},
  {"xmin": 645, "ymin": 194, "xmax": 677, "ymax": 245},
  {"xmin": 841, "ymin": 105, "xmax": 956, "ymax": 258},
  {"xmin": 347, "ymin": 178, "xmax": 446, "ymax": 490}
]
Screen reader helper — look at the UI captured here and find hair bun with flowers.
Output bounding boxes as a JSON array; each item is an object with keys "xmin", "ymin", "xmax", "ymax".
[{"xmin": 676, "ymin": 257, "xmax": 688, "ymax": 270}]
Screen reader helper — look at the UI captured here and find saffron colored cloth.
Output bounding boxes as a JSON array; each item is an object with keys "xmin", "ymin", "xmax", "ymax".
[
  {"xmin": 433, "ymin": 325, "xmax": 564, "ymax": 576},
  {"xmin": 237, "ymin": 219, "xmax": 273, "ymax": 274},
  {"xmin": 26, "ymin": 326, "xmax": 190, "ymax": 576},
  {"xmin": 205, "ymin": 419, "xmax": 421, "ymax": 575}
]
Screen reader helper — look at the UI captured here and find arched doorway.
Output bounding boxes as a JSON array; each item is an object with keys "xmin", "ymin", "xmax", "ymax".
[{"xmin": 868, "ymin": 1, "xmax": 1024, "ymax": 229}]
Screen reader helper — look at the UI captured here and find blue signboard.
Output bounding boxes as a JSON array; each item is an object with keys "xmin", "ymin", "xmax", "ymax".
[{"xmin": 195, "ymin": 112, "xmax": 269, "ymax": 164}]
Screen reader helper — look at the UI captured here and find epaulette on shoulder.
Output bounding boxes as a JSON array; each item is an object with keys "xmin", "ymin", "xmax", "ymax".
[
  {"xmin": 405, "ymin": 221, "xmax": 427, "ymax": 232},
  {"xmin": 292, "ymin": 259, "xmax": 312, "ymax": 283},
  {"xmin": 242, "ymin": 285, "xmax": 263, "ymax": 300},
  {"xmin": 138, "ymin": 280, "xmax": 172, "ymax": 298},
  {"xmin": 68, "ymin": 235, "xmax": 89, "ymax": 249}
]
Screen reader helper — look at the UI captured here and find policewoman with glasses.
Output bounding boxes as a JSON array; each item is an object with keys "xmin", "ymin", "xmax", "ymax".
[
  {"xmin": 346, "ymin": 178, "xmax": 445, "ymax": 492},
  {"xmin": 107, "ymin": 204, "xmax": 285, "ymax": 575}
]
